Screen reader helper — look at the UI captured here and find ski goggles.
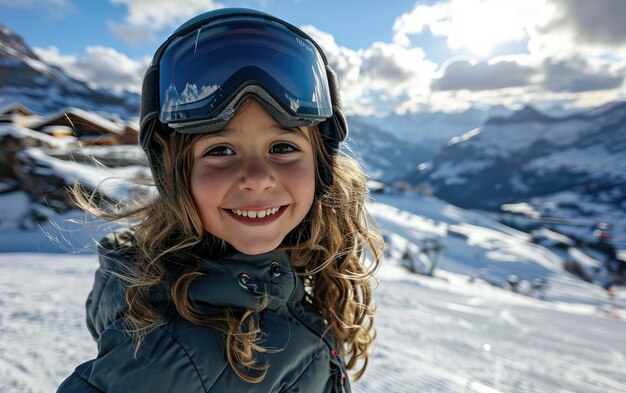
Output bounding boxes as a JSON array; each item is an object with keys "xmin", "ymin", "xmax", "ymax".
[{"xmin": 154, "ymin": 12, "xmax": 333, "ymax": 132}]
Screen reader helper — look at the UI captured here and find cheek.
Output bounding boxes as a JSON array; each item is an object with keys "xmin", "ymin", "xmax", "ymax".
[
  {"xmin": 190, "ymin": 165, "xmax": 231, "ymax": 216},
  {"xmin": 282, "ymin": 159, "xmax": 316, "ymax": 204}
]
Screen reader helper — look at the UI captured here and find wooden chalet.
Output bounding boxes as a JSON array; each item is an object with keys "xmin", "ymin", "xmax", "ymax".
[
  {"xmin": 0, "ymin": 103, "xmax": 40, "ymax": 127},
  {"xmin": 28, "ymin": 107, "xmax": 138, "ymax": 145}
]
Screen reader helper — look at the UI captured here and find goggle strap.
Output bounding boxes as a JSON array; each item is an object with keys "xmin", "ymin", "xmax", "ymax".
[{"xmin": 140, "ymin": 65, "xmax": 159, "ymax": 125}]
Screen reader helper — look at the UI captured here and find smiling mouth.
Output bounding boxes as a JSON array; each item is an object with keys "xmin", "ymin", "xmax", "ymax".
[{"xmin": 230, "ymin": 206, "xmax": 282, "ymax": 219}]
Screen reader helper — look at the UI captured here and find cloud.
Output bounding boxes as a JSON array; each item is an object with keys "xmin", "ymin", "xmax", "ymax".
[
  {"xmin": 527, "ymin": 0, "xmax": 626, "ymax": 60},
  {"xmin": 360, "ymin": 43, "xmax": 437, "ymax": 107},
  {"xmin": 389, "ymin": 0, "xmax": 626, "ymax": 111},
  {"xmin": 393, "ymin": 0, "xmax": 544, "ymax": 55},
  {"xmin": 392, "ymin": 2, "xmax": 448, "ymax": 47},
  {"xmin": 542, "ymin": 57, "xmax": 626, "ymax": 93},
  {"xmin": 33, "ymin": 45, "xmax": 150, "ymax": 93},
  {"xmin": 432, "ymin": 58, "xmax": 536, "ymax": 91},
  {"xmin": 303, "ymin": 25, "xmax": 438, "ymax": 116},
  {"xmin": 431, "ymin": 55, "xmax": 626, "ymax": 95},
  {"xmin": 107, "ymin": 0, "xmax": 223, "ymax": 45},
  {"xmin": 300, "ymin": 25, "xmax": 366, "ymax": 113},
  {"xmin": 301, "ymin": 25, "xmax": 362, "ymax": 86},
  {"xmin": 0, "ymin": 0, "xmax": 72, "ymax": 7},
  {"xmin": 361, "ymin": 43, "xmax": 423, "ymax": 84},
  {"xmin": 540, "ymin": 0, "xmax": 626, "ymax": 47},
  {"xmin": 0, "ymin": 0, "xmax": 75, "ymax": 17}
]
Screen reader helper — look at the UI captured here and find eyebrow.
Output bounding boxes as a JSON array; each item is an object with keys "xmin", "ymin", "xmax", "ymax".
[
  {"xmin": 271, "ymin": 125, "xmax": 308, "ymax": 139},
  {"xmin": 199, "ymin": 129, "xmax": 230, "ymax": 138},
  {"xmin": 211, "ymin": 125, "xmax": 308, "ymax": 139}
]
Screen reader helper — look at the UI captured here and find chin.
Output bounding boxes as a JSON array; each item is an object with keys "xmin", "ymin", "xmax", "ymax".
[{"xmin": 231, "ymin": 239, "xmax": 283, "ymax": 256}]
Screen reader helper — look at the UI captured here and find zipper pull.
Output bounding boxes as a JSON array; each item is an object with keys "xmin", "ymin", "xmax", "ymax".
[{"xmin": 330, "ymin": 348, "xmax": 347, "ymax": 388}]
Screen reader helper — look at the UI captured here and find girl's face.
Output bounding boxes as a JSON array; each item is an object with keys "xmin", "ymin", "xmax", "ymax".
[{"xmin": 190, "ymin": 99, "xmax": 316, "ymax": 255}]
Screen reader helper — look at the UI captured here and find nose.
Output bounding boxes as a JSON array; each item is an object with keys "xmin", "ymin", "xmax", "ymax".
[{"xmin": 238, "ymin": 156, "xmax": 275, "ymax": 192}]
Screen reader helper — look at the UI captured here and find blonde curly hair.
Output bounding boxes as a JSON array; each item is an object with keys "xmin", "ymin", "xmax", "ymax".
[{"xmin": 73, "ymin": 119, "xmax": 383, "ymax": 383}]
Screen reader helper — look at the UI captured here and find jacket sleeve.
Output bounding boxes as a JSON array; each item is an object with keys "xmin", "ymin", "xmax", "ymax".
[
  {"xmin": 56, "ymin": 362, "xmax": 103, "ymax": 393},
  {"xmin": 85, "ymin": 230, "xmax": 136, "ymax": 341}
]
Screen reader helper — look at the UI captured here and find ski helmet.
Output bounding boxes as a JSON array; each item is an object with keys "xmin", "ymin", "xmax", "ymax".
[{"xmin": 138, "ymin": 8, "xmax": 348, "ymax": 195}]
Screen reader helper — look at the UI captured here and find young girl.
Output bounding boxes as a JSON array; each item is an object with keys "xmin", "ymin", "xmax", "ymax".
[{"xmin": 58, "ymin": 8, "xmax": 382, "ymax": 393}]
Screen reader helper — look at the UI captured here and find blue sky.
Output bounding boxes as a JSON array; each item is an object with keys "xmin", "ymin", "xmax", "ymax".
[
  {"xmin": 2, "ymin": 1, "xmax": 421, "ymax": 58},
  {"xmin": 2, "ymin": 0, "xmax": 626, "ymax": 116}
]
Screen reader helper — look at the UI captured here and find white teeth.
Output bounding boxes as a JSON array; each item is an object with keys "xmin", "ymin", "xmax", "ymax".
[{"xmin": 230, "ymin": 207, "xmax": 281, "ymax": 219}]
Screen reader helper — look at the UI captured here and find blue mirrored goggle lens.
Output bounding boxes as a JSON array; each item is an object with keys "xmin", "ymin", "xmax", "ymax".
[{"xmin": 158, "ymin": 18, "xmax": 332, "ymax": 124}]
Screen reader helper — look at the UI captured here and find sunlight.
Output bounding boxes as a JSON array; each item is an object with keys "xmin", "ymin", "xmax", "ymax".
[{"xmin": 444, "ymin": 0, "xmax": 545, "ymax": 56}]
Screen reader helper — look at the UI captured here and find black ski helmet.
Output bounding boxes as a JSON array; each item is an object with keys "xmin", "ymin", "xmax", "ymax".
[{"xmin": 138, "ymin": 8, "xmax": 348, "ymax": 195}]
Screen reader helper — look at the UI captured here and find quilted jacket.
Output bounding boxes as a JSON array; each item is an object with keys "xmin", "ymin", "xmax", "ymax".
[{"xmin": 57, "ymin": 230, "xmax": 351, "ymax": 392}]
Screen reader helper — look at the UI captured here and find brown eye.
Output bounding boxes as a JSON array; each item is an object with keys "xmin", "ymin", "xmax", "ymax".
[
  {"xmin": 270, "ymin": 143, "xmax": 298, "ymax": 154},
  {"xmin": 205, "ymin": 146, "xmax": 235, "ymax": 156}
]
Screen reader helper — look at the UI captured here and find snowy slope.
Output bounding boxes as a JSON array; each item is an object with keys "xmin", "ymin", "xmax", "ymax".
[
  {"xmin": 1, "ymin": 193, "xmax": 625, "ymax": 392},
  {"xmin": 358, "ymin": 264, "xmax": 626, "ymax": 393}
]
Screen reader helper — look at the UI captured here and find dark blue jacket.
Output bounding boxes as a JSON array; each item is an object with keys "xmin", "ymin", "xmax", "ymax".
[{"xmin": 58, "ymin": 231, "xmax": 351, "ymax": 392}]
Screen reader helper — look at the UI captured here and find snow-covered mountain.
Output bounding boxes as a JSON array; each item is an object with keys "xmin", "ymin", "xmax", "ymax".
[
  {"xmin": 350, "ymin": 104, "xmax": 512, "ymax": 148},
  {"xmin": 344, "ymin": 118, "xmax": 435, "ymax": 181},
  {"xmin": 409, "ymin": 102, "xmax": 626, "ymax": 215},
  {"xmin": 0, "ymin": 24, "xmax": 139, "ymax": 118}
]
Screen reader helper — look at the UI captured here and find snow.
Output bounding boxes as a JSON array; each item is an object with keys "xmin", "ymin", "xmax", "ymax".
[
  {"xmin": 63, "ymin": 144, "xmax": 146, "ymax": 163},
  {"xmin": 27, "ymin": 107, "xmax": 126, "ymax": 135},
  {"xmin": 21, "ymin": 148, "xmax": 149, "ymax": 203},
  {"xmin": 501, "ymin": 203, "xmax": 539, "ymax": 218},
  {"xmin": 0, "ymin": 191, "xmax": 119, "ymax": 253},
  {"xmin": 0, "ymin": 192, "xmax": 625, "ymax": 392},
  {"xmin": 476, "ymin": 120, "xmax": 592, "ymax": 158},
  {"xmin": 21, "ymin": 57, "xmax": 52, "ymax": 77},
  {"xmin": 448, "ymin": 127, "xmax": 480, "ymax": 145},
  {"xmin": 430, "ymin": 159, "xmax": 494, "ymax": 185},
  {"xmin": 0, "ymin": 102, "xmax": 32, "ymax": 116},
  {"xmin": 531, "ymin": 228, "xmax": 575, "ymax": 247},
  {"xmin": 358, "ymin": 264, "xmax": 626, "ymax": 393},
  {"xmin": 525, "ymin": 145, "xmax": 626, "ymax": 181},
  {"xmin": 0, "ymin": 254, "xmax": 97, "ymax": 393},
  {"xmin": 505, "ymin": 191, "xmax": 626, "ymax": 249},
  {"xmin": 0, "ymin": 124, "xmax": 76, "ymax": 150}
]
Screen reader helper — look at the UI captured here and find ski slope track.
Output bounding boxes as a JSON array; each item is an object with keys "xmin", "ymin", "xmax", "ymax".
[{"xmin": 1, "ymin": 193, "xmax": 625, "ymax": 392}]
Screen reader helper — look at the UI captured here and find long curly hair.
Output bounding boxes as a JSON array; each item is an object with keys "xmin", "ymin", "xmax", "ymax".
[{"xmin": 73, "ymin": 118, "xmax": 383, "ymax": 383}]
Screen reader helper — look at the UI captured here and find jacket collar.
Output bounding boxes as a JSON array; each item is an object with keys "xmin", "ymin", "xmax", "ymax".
[{"xmin": 187, "ymin": 251, "xmax": 298, "ymax": 311}]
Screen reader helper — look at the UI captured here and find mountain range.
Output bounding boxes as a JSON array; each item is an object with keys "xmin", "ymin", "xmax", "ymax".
[
  {"xmin": 2, "ymin": 22, "xmax": 624, "ymax": 227},
  {"xmin": 0, "ymin": 25, "xmax": 139, "ymax": 118},
  {"xmin": 409, "ymin": 101, "xmax": 626, "ymax": 215}
]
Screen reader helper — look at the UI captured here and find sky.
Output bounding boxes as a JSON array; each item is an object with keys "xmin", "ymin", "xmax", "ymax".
[{"xmin": 2, "ymin": 0, "xmax": 626, "ymax": 117}]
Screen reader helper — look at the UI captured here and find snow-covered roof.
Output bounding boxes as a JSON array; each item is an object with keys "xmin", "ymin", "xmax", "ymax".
[
  {"xmin": 0, "ymin": 124, "xmax": 76, "ymax": 149},
  {"xmin": 29, "ymin": 107, "xmax": 125, "ymax": 135},
  {"xmin": 124, "ymin": 120, "xmax": 139, "ymax": 133},
  {"xmin": 0, "ymin": 102, "xmax": 33, "ymax": 116}
]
